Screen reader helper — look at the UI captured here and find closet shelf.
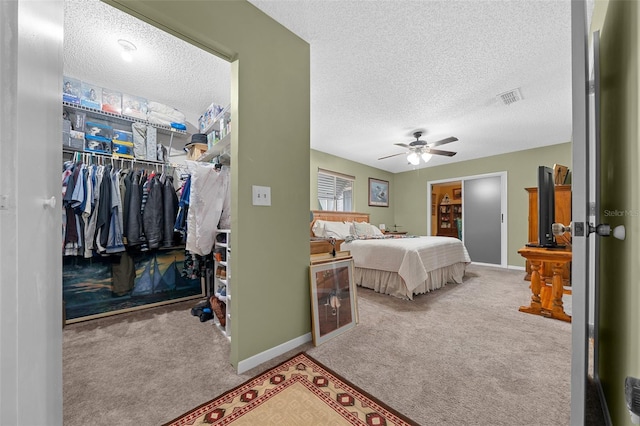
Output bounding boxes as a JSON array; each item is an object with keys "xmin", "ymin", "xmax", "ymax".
[
  {"xmin": 63, "ymin": 101, "xmax": 188, "ymax": 138},
  {"xmin": 197, "ymin": 133, "xmax": 231, "ymax": 163},
  {"xmin": 200, "ymin": 104, "xmax": 231, "ymax": 136}
]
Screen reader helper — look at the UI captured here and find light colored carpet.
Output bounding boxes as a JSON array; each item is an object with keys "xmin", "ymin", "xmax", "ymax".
[{"xmin": 63, "ymin": 264, "xmax": 593, "ymax": 425}]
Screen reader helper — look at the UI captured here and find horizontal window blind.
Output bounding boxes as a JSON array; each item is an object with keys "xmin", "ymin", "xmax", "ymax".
[{"xmin": 317, "ymin": 169, "xmax": 354, "ymax": 212}]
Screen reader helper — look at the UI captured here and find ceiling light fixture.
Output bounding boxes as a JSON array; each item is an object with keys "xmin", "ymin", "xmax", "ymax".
[
  {"xmin": 407, "ymin": 149, "xmax": 432, "ymax": 165},
  {"xmin": 118, "ymin": 39, "xmax": 137, "ymax": 62},
  {"xmin": 407, "ymin": 151, "xmax": 420, "ymax": 165},
  {"xmin": 421, "ymin": 152, "xmax": 432, "ymax": 163}
]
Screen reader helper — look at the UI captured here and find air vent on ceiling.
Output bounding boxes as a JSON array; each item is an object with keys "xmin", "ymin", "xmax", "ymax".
[{"xmin": 497, "ymin": 88, "xmax": 523, "ymax": 105}]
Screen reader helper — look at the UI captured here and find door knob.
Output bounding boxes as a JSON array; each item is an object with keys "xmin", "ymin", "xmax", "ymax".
[
  {"xmin": 588, "ymin": 223, "xmax": 625, "ymax": 240},
  {"xmin": 43, "ymin": 196, "xmax": 56, "ymax": 209}
]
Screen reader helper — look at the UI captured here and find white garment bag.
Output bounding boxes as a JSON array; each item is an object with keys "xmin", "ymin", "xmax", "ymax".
[{"xmin": 185, "ymin": 161, "xmax": 230, "ymax": 256}]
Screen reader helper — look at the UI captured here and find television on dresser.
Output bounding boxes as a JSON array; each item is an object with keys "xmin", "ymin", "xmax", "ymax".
[{"xmin": 536, "ymin": 165, "xmax": 557, "ymax": 247}]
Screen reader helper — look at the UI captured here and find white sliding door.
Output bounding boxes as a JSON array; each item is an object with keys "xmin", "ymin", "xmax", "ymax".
[{"xmin": 463, "ymin": 175, "xmax": 503, "ymax": 265}]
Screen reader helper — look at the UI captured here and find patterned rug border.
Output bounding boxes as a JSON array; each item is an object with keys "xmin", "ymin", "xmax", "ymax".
[{"xmin": 163, "ymin": 351, "xmax": 419, "ymax": 426}]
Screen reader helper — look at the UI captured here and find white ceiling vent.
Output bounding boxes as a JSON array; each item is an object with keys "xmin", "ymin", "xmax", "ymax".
[{"xmin": 497, "ymin": 88, "xmax": 523, "ymax": 105}]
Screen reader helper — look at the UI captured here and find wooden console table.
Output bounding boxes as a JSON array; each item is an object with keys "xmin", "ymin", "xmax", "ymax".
[{"xmin": 517, "ymin": 246, "xmax": 572, "ymax": 322}]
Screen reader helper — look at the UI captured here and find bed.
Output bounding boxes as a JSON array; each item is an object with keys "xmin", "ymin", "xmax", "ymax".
[{"xmin": 310, "ymin": 211, "xmax": 471, "ymax": 300}]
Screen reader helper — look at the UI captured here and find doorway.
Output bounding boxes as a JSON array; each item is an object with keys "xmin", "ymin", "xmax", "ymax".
[{"xmin": 428, "ymin": 171, "xmax": 507, "ymax": 267}]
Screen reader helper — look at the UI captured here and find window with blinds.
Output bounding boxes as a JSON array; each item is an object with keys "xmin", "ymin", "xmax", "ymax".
[{"xmin": 317, "ymin": 169, "xmax": 354, "ymax": 212}]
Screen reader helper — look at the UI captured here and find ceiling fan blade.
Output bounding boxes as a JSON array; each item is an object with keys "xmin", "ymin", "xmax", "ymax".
[
  {"xmin": 427, "ymin": 136, "xmax": 458, "ymax": 147},
  {"xmin": 394, "ymin": 143, "xmax": 410, "ymax": 148},
  {"xmin": 427, "ymin": 148, "xmax": 457, "ymax": 157},
  {"xmin": 378, "ymin": 152, "xmax": 406, "ymax": 160}
]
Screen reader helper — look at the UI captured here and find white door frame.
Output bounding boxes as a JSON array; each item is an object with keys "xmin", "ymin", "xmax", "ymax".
[
  {"xmin": 427, "ymin": 171, "xmax": 507, "ymax": 267},
  {"xmin": 570, "ymin": 0, "xmax": 590, "ymax": 423}
]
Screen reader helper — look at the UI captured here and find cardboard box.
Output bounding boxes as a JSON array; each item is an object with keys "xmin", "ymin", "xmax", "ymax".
[
  {"xmin": 72, "ymin": 111, "xmax": 86, "ymax": 132},
  {"xmin": 186, "ymin": 143, "xmax": 208, "ymax": 161},
  {"xmin": 69, "ymin": 130, "xmax": 85, "ymax": 150},
  {"xmin": 112, "ymin": 129, "xmax": 133, "ymax": 143},
  {"xmin": 63, "ymin": 76, "xmax": 81, "ymax": 104},
  {"xmin": 101, "ymin": 88, "xmax": 122, "ymax": 114},
  {"xmin": 122, "ymin": 94, "xmax": 148, "ymax": 120},
  {"xmin": 62, "ymin": 119, "xmax": 71, "ymax": 147},
  {"xmin": 112, "ymin": 140, "xmax": 134, "ymax": 158},
  {"xmin": 85, "ymin": 121, "xmax": 113, "ymax": 140},
  {"xmin": 84, "ymin": 135, "xmax": 111, "ymax": 155},
  {"xmin": 80, "ymin": 82, "xmax": 102, "ymax": 109}
]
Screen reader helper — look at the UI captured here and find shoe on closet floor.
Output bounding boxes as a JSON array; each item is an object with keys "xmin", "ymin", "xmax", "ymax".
[{"xmin": 210, "ymin": 296, "xmax": 226, "ymax": 327}]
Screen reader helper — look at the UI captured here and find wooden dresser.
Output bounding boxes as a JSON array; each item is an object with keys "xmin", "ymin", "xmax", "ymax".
[{"xmin": 524, "ymin": 184, "xmax": 572, "ymax": 285}]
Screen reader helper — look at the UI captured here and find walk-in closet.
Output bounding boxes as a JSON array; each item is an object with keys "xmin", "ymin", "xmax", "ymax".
[{"xmin": 62, "ymin": 0, "xmax": 232, "ymax": 331}]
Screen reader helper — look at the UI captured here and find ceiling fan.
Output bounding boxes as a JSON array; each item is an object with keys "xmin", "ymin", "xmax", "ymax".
[{"xmin": 378, "ymin": 131, "xmax": 458, "ymax": 165}]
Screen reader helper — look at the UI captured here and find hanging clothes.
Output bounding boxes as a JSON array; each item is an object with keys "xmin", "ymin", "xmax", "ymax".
[
  {"xmin": 105, "ymin": 168, "xmax": 125, "ymax": 254},
  {"xmin": 173, "ymin": 175, "xmax": 190, "ymax": 239},
  {"xmin": 94, "ymin": 164, "xmax": 113, "ymax": 254},
  {"xmin": 62, "ymin": 157, "xmax": 181, "ymax": 257},
  {"xmin": 161, "ymin": 174, "xmax": 179, "ymax": 248},
  {"xmin": 185, "ymin": 161, "xmax": 230, "ymax": 256},
  {"xmin": 142, "ymin": 173, "xmax": 164, "ymax": 250},
  {"xmin": 125, "ymin": 169, "xmax": 144, "ymax": 247}
]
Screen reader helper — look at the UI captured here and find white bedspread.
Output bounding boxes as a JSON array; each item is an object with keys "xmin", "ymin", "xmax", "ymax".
[{"xmin": 343, "ymin": 236, "xmax": 471, "ymax": 295}]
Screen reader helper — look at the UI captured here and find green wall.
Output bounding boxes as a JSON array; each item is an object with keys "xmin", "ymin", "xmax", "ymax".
[
  {"xmin": 597, "ymin": 0, "xmax": 640, "ymax": 424},
  {"xmin": 394, "ymin": 143, "xmax": 572, "ymax": 267},
  {"xmin": 311, "ymin": 150, "xmax": 395, "ymax": 228},
  {"xmin": 106, "ymin": 0, "xmax": 311, "ymax": 368}
]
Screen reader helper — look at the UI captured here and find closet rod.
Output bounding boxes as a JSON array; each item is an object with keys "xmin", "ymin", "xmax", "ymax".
[{"xmin": 62, "ymin": 148, "xmax": 181, "ymax": 168}]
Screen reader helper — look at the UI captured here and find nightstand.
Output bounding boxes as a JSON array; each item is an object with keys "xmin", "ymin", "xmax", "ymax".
[{"xmin": 383, "ymin": 231, "xmax": 407, "ymax": 235}]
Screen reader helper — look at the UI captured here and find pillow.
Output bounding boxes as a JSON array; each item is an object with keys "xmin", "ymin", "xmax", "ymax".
[
  {"xmin": 311, "ymin": 220, "xmax": 326, "ymax": 238},
  {"xmin": 353, "ymin": 221, "xmax": 375, "ymax": 237},
  {"xmin": 323, "ymin": 221, "xmax": 352, "ymax": 239},
  {"xmin": 370, "ymin": 224, "xmax": 384, "ymax": 236}
]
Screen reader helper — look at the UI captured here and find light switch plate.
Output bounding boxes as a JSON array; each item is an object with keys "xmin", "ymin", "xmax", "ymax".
[{"xmin": 252, "ymin": 185, "xmax": 271, "ymax": 206}]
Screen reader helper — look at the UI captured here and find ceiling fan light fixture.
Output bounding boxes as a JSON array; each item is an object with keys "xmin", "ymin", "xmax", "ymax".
[
  {"xmin": 407, "ymin": 152, "xmax": 420, "ymax": 165},
  {"xmin": 421, "ymin": 152, "xmax": 432, "ymax": 162}
]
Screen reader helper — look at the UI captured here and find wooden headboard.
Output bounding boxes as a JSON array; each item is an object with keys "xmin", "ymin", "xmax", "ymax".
[{"xmin": 310, "ymin": 210, "xmax": 370, "ymax": 237}]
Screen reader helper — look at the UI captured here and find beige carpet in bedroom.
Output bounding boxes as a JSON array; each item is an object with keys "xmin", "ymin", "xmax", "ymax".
[{"xmin": 63, "ymin": 264, "xmax": 604, "ymax": 425}]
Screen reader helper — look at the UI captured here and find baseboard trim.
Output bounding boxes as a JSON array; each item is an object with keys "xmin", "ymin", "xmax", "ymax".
[
  {"xmin": 468, "ymin": 262, "xmax": 526, "ymax": 271},
  {"xmin": 237, "ymin": 333, "xmax": 312, "ymax": 374},
  {"xmin": 507, "ymin": 265, "xmax": 526, "ymax": 271},
  {"xmin": 595, "ymin": 374, "xmax": 613, "ymax": 426},
  {"xmin": 470, "ymin": 261, "xmax": 505, "ymax": 268}
]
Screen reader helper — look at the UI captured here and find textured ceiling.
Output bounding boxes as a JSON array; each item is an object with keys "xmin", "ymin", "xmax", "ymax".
[
  {"xmin": 249, "ymin": 0, "xmax": 589, "ymax": 173},
  {"xmin": 64, "ymin": 0, "xmax": 592, "ymax": 173}
]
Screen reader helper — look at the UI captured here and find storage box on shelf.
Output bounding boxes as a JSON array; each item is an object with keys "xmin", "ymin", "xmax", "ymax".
[
  {"xmin": 212, "ymin": 229, "xmax": 231, "ymax": 339},
  {"xmin": 197, "ymin": 104, "xmax": 231, "ymax": 163},
  {"xmin": 63, "ymin": 101, "xmax": 187, "ymax": 139},
  {"xmin": 63, "ymin": 101, "xmax": 187, "ymax": 165}
]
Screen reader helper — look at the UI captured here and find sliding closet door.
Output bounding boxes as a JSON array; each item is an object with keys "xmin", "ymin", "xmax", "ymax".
[{"xmin": 463, "ymin": 175, "xmax": 502, "ymax": 265}]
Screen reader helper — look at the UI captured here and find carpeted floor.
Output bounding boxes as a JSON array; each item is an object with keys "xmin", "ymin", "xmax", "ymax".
[{"xmin": 63, "ymin": 264, "xmax": 605, "ymax": 425}]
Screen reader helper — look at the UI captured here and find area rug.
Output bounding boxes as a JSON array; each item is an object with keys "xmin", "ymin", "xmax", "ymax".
[{"xmin": 164, "ymin": 352, "xmax": 418, "ymax": 426}]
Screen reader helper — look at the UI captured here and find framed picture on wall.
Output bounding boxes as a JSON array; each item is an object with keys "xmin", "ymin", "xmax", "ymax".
[
  {"xmin": 453, "ymin": 188, "xmax": 462, "ymax": 199},
  {"xmin": 368, "ymin": 178, "xmax": 389, "ymax": 207},
  {"xmin": 309, "ymin": 258, "xmax": 357, "ymax": 346}
]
